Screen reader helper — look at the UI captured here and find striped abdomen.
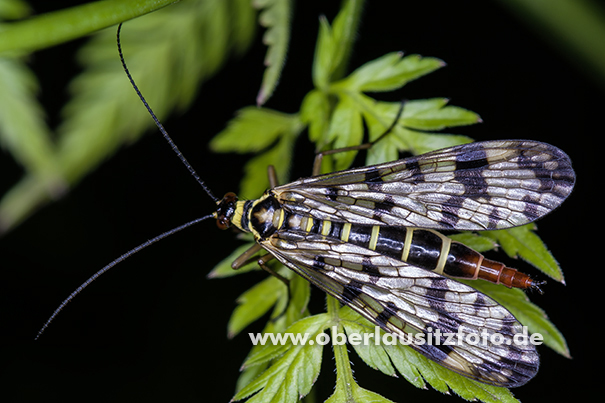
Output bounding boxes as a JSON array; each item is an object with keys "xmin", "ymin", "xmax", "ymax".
[
  {"xmin": 278, "ymin": 211, "xmax": 539, "ymax": 291},
  {"xmin": 232, "ymin": 193, "xmax": 539, "ymax": 291}
]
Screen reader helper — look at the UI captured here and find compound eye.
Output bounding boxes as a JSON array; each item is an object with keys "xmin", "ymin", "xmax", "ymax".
[
  {"xmin": 215, "ymin": 192, "xmax": 238, "ymax": 230},
  {"xmin": 216, "ymin": 216, "xmax": 231, "ymax": 230}
]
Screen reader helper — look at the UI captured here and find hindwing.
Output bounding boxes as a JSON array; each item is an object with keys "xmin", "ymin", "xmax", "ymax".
[{"xmin": 260, "ymin": 229, "xmax": 539, "ymax": 387}]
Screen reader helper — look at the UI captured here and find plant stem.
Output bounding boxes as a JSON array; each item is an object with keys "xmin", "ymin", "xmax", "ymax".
[{"xmin": 0, "ymin": 0, "xmax": 178, "ymax": 54}]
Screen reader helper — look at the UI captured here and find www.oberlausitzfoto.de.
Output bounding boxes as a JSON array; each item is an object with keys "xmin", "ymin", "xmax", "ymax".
[{"xmin": 249, "ymin": 326, "xmax": 543, "ymax": 347}]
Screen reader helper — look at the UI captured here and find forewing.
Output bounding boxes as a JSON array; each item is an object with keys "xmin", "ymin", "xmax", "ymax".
[
  {"xmin": 274, "ymin": 140, "xmax": 575, "ymax": 230},
  {"xmin": 260, "ymin": 230, "xmax": 539, "ymax": 387}
]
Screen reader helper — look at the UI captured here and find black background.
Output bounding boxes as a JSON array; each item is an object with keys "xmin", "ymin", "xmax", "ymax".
[{"xmin": 1, "ymin": 1, "xmax": 598, "ymax": 402}]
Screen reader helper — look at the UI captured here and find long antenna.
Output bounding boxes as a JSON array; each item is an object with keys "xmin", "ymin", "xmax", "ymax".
[
  {"xmin": 36, "ymin": 22, "xmax": 223, "ymax": 339},
  {"xmin": 116, "ymin": 23, "xmax": 219, "ymax": 203},
  {"xmin": 35, "ymin": 214, "xmax": 214, "ymax": 340}
]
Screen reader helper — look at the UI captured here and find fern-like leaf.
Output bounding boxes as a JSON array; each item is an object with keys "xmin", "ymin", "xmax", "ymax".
[
  {"xmin": 0, "ymin": 0, "xmax": 257, "ymax": 232},
  {"xmin": 253, "ymin": 0, "xmax": 292, "ymax": 106}
]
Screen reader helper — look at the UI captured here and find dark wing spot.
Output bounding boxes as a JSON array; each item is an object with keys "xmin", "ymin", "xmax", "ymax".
[
  {"xmin": 342, "ymin": 280, "xmax": 364, "ymax": 304},
  {"xmin": 375, "ymin": 301, "xmax": 397, "ymax": 327},
  {"xmin": 363, "ymin": 167, "xmax": 383, "ymax": 183}
]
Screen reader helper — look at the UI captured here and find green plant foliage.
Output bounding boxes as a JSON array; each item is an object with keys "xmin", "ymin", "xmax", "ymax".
[
  {"xmin": 207, "ymin": 240, "xmax": 258, "ymax": 279},
  {"xmin": 210, "ymin": 107, "xmax": 303, "ymax": 198},
  {"xmin": 0, "ymin": 0, "xmax": 257, "ymax": 233},
  {"xmin": 0, "ymin": 2, "xmax": 64, "ymax": 200},
  {"xmin": 450, "ymin": 227, "xmax": 569, "ymax": 357},
  {"xmin": 484, "ymin": 224, "xmax": 565, "ymax": 283},
  {"xmin": 228, "ymin": 275, "xmax": 287, "ymax": 339},
  {"xmin": 337, "ymin": 306, "xmax": 519, "ymax": 403},
  {"xmin": 498, "ymin": 0, "xmax": 605, "ymax": 88},
  {"xmin": 253, "ymin": 0, "xmax": 292, "ymax": 106},
  {"xmin": 234, "ymin": 313, "xmax": 328, "ymax": 402},
  {"xmin": 328, "ymin": 320, "xmax": 398, "ymax": 403},
  {"xmin": 0, "ymin": 0, "xmax": 30, "ymax": 19},
  {"xmin": 0, "ymin": 1, "xmax": 571, "ymax": 402},
  {"xmin": 206, "ymin": 1, "xmax": 569, "ymax": 402},
  {"xmin": 448, "ymin": 232, "xmax": 499, "ymax": 253},
  {"xmin": 0, "ymin": 0, "xmax": 180, "ymax": 54}
]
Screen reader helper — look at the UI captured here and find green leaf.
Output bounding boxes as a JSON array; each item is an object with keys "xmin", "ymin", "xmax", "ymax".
[
  {"xmin": 232, "ymin": 0, "xmax": 259, "ymax": 55},
  {"xmin": 394, "ymin": 128, "xmax": 472, "ymax": 156},
  {"xmin": 238, "ymin": 127, "xmax": 298, "ymax": 198},
  {"xmin": 300, "ymin": 89, "xmax": 330, "ymax": 144},
  {"xmin": 0, "ymin": 0, "xmax": 30, "ymax": 20},
  {"xmin": 235, "ymin": 312, "xmax": 290, "ymax": 393},
  {"xmin": 341, "ymin": 318, "xmax": 397, "ymax": 377},
  {"xmin": 254, "ymin": 0, "xmax": 291, "ymax": 106},
  {"xmin": 403, "ymin": 98, "xmax": 482, "ymax": 131},
  {"xmin": 210, "ymin": 107, "xmax": 303, "ymax": 197},
  {"xmin": 0, "ymin": 57, "xmax": 64, "ymax": 194},
  {"xmin": 360, "ymin": 100, "xmax": 412, "ymax": 165},
  {"xmin": 234, "ymin": 314, "xmax": 330, "ymax": 402},
  {"xmin": 207, "ymin": 241, "xmax": 258, "ymax": 279},
  {"xmin": 378, "ymin": 336, "xmax": 428, "ymax": 390},
  {"xmin": 286, "ymin": 273, "xmax": 311, "ymax": 323},
  {"xmin": 357, "ymin": 99, "xmax": 474, "ymax": 166},
  {"xmin": 448, "ymin": 232, "xmax": 499, "ymax": 253},
  {"xmin": 362, "ymin": 97, "xmax": 478, "ymax": 163},
  {"xmin": 324, "ymin": 0, "xmax": 363, "ymax": 81},
  {"xmin": 312, "ymin": 93, "xmax": 477, "ymax": 171},
  {"xmin": 334, "ymin": 52, "xmax": 445, "ymax": 92},
  {"xmin": 0, "ymin": 0, "xmax": 257, "ymax": 233},
  {"xmin": 326, "ymin": 382, "xmax": 396, "ymax": 403},
  {"xmin": 326, "ymin": 94, "xmax": 364, "ymax": 171},
  {"xmin": 228, "ymin": 275, "xmax": 286, "ymax": 338},
  {"xmin": 338, "ymin": 307, "xmax": 520, "ymax": 403},
  {"xmin": 311, "ymin": 15, "xmax": 334, "ymax": 89},
  {"xmin": 327, "ymin": 309, "xmax": 396, "ymax": 403},
  {"xmin": 337, "ymin": 305, "xmax": 442, "ymax": 391},
  {"xmin": 234, "ymin": 274, "xmax": 312, "ymax": 395},
  {"xmin": 311, "ymin": 0, "xmax": 363, "ymax": 88},
  {"xmin": 210, "ymin": 107, "xmax": 296, "ymax": 153},
  {"xmin": 485, "ymin": 225, "xmax": 565, "ymax": 283},
  {"xmin": 227, "ymin": 267, "xmax": 311, "ymax": 340}
]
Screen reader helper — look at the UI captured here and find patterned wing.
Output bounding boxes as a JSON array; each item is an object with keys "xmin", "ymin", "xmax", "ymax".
[
  {"xmin": 260, "ymin": 230, "xmax": 540, "ymax": 387},
  {"xmin": 273, "ymin": 140, "xmax": 575, "ymax": 230}
]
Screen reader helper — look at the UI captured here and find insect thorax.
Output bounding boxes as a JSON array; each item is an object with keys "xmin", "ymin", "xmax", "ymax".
[{"xmin": 219, "ymin": 192, "xmax": 282, "ymax": 239}]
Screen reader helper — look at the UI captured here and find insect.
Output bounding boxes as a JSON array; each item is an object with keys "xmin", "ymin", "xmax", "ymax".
[
  {"xmin": 37, "ymin": 23, "xmax": 575, "ymax": 390},
  {"xmin": 217, "ymin": 139, "xmax": 574, "ymax": 388}
]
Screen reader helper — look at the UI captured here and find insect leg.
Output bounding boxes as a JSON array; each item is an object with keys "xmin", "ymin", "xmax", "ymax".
[
  {"xmin": 312, "ymin": 100, "xmax": 406, "ymax": 175},
  {"xmin": 232, "ymin": 246, "xmax": 291, "ymax": 319},
  {"xmin": 257, "ymin": 254, "xmax": 290, "ymax": 286},
  {"xmin": 267, "ymin": 165, "xmax": 278, "ymax": 188},
  {"xmin": 231, "ymin": 243, "xmax": 264, "ymax": 270},
  {"xmin": 258, "ymin": 253, "xmax": 293, "ymax": 321},
  {"xmin": 231, "ymin": 243, "xmax": 290, "ymax": 287}
]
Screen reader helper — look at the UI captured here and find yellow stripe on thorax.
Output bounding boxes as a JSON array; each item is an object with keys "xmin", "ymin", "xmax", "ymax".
[{"xmin": 231, "ymin": 201, "xmax": 247, "ymax": 230}]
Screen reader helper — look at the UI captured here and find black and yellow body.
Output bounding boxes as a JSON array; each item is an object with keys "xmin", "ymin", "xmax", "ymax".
[
  {"xmin": 212, "ymin": 140, "xmax": 575, "ymax": 387},
  {"xmin": 219, "ymin": 190, "xmax": 538, "ymax": 290},
  {"xmin": 36, "ymin": 26, "xmax": 577, "ymax": 396}
]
